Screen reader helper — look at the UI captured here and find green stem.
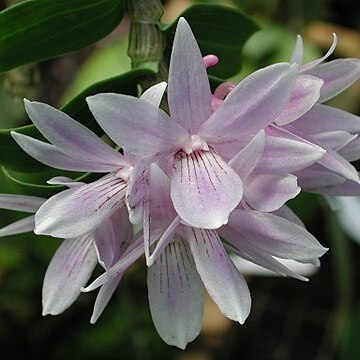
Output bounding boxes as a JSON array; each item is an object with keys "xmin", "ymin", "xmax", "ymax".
[{"xmin": 125, "ymin": 0, "xmax": 167, "ymax": 89}]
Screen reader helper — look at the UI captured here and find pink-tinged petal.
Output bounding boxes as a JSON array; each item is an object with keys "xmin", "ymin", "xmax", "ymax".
[
  {"xmin": 0, "ymin": 215, "xmax": 35, "ymax": 237},
  {"xmin": 295, "ymin": 164, "xmax": 347, "ymax": 190},
  {"xmin": 312, "ymin": 131, "xmax": 357, "ymax": 151},
  {"xmin": 299, "ymin": 33, "xmax": 337, "ymax": 72},
  {"xmin": 339, "ymin": 137, "xmax": 360, "ymax": 161},
  {"xmin": 95, "ymin": 206, "xmax": 133, "ymax": 269},
  {"xmin": 258, "ymin": 127, "xmax": 325, "ymax": 173},
  {"xmin": 0, "ymin": 193, "xmax": 44, "ymax": 212},
  {"xmin": 318, "ymin": 147, "xmax": 359, "ymax": 183},
  {"xmin": 168, "ymin": 18, "xmax": 212, "ymax": 132},
  {"xmin": 285, "ymin": 126, "xmax": 359, "ymax": 182},
  {"xmin": 293, "ymin": 104, "xmax": 360, "ymax": 134},
  {"xmin": 274, "ymin": 75, "xmax": 323, "ymax": 126},
  {"xmin": 126, "ymin": 158, "xmax": 150, "ymax": 225},
  {"xmin": 24, "ymin": 100, "xmax": 125, "ymax": 166},
  {"xmin": 82, "ymin": 234, "xmax": 146, "ymax": 292},
  {"xmin": 35, "ymin": 174, "xmax": 126, "ymax": 238},
  {"xmin": 244, "ymin": 173, "xmax": 300, "ymax": 212},
  {"xmin": 272, "ymin": 205, "xmax": 305, "ymax": 228},
  {"xmin": 211, "ymin": 135, "xmax": 255, "ymax": 161},
  {"xmin": 229, "ymin": 130, "xmax": 265, "ymax": 179},
  {"xmin": 143, "ymin": 164, "xmax": 178, "ymax": 263},
  {"xmin": 47, "ymin": 177, "xmax": 83, "ymax": 188},
  {"xmin": 305, "ymin": 58, "xmax": 360, "ymax": 102},
  {"xmin": 222, "ymin": 229, "xmax": 307, "ymax": 281},
  {"xmin": 309, "ymin": 178, "xmax": 360, "ymax": 196},
  {"xmin": 42, "ymin": 235, "xmax": 97, "ymax": 315},
  {"xmin": 228, "ymin": 209, "xmax": 328, "ymax": 260},
  {"xmin": 90, "ymin": 274, "xmax": 123, "ymax": 324},
  {"xmin": 146, "ymin": 216, "xmax": 181, "ymax": 266},
  {"xmin": 289, "ymin": 35, "xmax": 304, "ymax": 65},
  {"xmin": 149, "ymin": 163, "xmax": 176, "ymax": 221},
  {"xmin": 87, "ymin": 94, "xmax": 188, "ymax": 156},
  {"xmin": 11, "ymin": 132, "xmax": 118, "ymax": 173},
  {"xmin": 186, "ymin": 228, "xmax": 251, "ymax": 323},
  {"xmin": 200, "ymin": 63, "xmax": 298, "ymax": 141},
  {"xmin": 231, "ymin": 255, "xmax": 314, "ymax": 280},
  {"xmin": 171, "ymin": 150, "xmax": 243, "ymax": 229},
  {"xmin": 140, "ymin": 82, "xmax": 167, "ymax": 107},
  {"xmin": 148, "ymin": 238, "xmax": 204, "ymax": 349}
]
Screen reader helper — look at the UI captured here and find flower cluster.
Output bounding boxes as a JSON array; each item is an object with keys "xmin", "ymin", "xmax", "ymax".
[{"xmin": 1, "ymin": 18, "xmax": 360, "ymax": 349}]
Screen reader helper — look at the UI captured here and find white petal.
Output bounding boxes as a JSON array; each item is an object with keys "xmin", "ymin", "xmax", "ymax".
[
  {"xmin": 295, "ymin": 164, "xmax": 347, "ymax": 190},
  {"xmin": 244, "ymin": 172, "xmax": 300, "ymax": 212},
  {"xmin": 312, "ymin": 131, "xmax": 357, "ymax": 151},
  {"xmin": 335, "ymin": 197, "xmax": 360, "ymax": 244},
  {"xmin": 87, "ymin": 93, "xmax": 188, "ymax": 156},
  {"xmin": 339, "ymin": 137, "xmax": 360, "ymax": 161},
  {"xmin": 95, "ymin": 206, "xmax": 133, "ymax": 269},
  {"xmin": 308, "ymin": 177, "xmax": 360, "ymax": 196},
  {"xmin": 171, "ymin": 150, "xmax": 243, "ymax": 229},
  {"xmin": 318, "ymin": 146, "xmax": 359, "ymax": 183},
  {"xmin": 82, "ymin": 235, "xmax": 146, "ymax": 292},
  {"xmin": 42, "ymin": 235, "xmax": 97, "ymax": 315},
  {"xmin": 289, "ymin": 35, "xmax": 304, "ymax": 65},
  {"xmin": 47, "ymin": 176, "xmax": 83, "ymax": 188},
  {"xmin": 11, "ymin": 132, "xmax": 119, "ymax": 173},
  {"xmin": 228, "ymin": 209, "xmax": 328, "ymax": 261},
  {"xmin": 299, "ymin": 33, "xmax": 337, "ymax": 72},
  {"xmin": 258, "ymin": 127, "xmax": 325, "ymax": 173},
  {"xmin": 274, "ymin": 75, "xmax": 323, "ymax": 126},
  {"xmin": 305, "ymin": 58, "xmax": 360, "ymax": 102},
  {"xmin": 35, "ymin": 174, "xmax": 126, "ymax": 238},
  {"xmin": 200, "ymin": 63, "xmax": 298, "ymax": 141},
  {"xmin": 140, "ymin": 82, "xmax": 167, "ymax": 108},
  {"xmin": 293, "ymin": 104, "xmax": 360, "ymax": 135},
  {"xmin": 146, "ymin": 216, "xmax": 181, "ymax": 267},
  {"xmin": 24, "ymin": 100, "xmax": 125, "ymax": 166},
  {"xmin": 187, "ymin": 228, "xmax": 251, "ymax": 323},
  {"xmin": 90, "ymin": 275, "xmax": 123, "ymax": 324},
  {"xmin": 0, "ymin": 193, "xmax": 44, "ymax": 212},
  {"xmin": 148, "ymin": 239, "xmax": 204, "ymax": 349},
  {"xmin": 126, "ymin": 158, "xmax": 150, "ymax": 225},
  {"xmin": 223, "ymin": 236, "xmax": 307, "ymax": 281},
  {"xmin": 0, "ymin": 215, "xmax": 35, "ymax": 237},
  {"xmin": 229, "ymin": 130, "xmax": 265, "ymax": 179},
  {"xmin": 272, "ymin": 205, "xmax": 305, "ymax": 228},
  {"xmin": 168, "ymin": 18, "xmax": 212, "ymax": 132}
]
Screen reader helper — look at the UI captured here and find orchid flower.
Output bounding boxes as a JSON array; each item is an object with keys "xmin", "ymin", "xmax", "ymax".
[
  {"xmin": 82, "ymin": 158, "xmax": 327, "ymax": 349},
  {"xmin": 10, "ymin": 82, "xmax": 169, "ymax": 239},
  {"xmin": 10, "ymin": 101, "xmax": 130, "ymax": 239},
  {"xmin": 282, "ymin": 34, "xmax": 360, "ymax": 193},
  {"xmin": 86, "ymin": 18, "xmax": 301, "ymax": 231},
  {"xmin": 211, "ymin": 33, "xmax": 360, "ymax": 195}
]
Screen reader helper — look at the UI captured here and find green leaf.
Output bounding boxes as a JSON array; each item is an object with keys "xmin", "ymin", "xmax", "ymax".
[
  {"xmin": 61, "ymin": 39, "xmax": 131, "ymax": 105},
  {"xmin": 0, "ymin": 68, "xmax": 154, "ymax": 172},
  {"xmin": 163, "ymin": 3, "xmax": 260, "ymax": 78},
  {"xmin": 1, "ymin": 166, "xmax": 99, "ymax": 198},
  {"xmin": 0, "ymin": 0, "xmax": 124, "ymax": 72}
]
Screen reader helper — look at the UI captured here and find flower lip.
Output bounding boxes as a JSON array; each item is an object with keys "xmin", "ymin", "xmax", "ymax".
[{"xmin": 181, "ymin": 134, "xmax": 209, "ymax": 155}]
